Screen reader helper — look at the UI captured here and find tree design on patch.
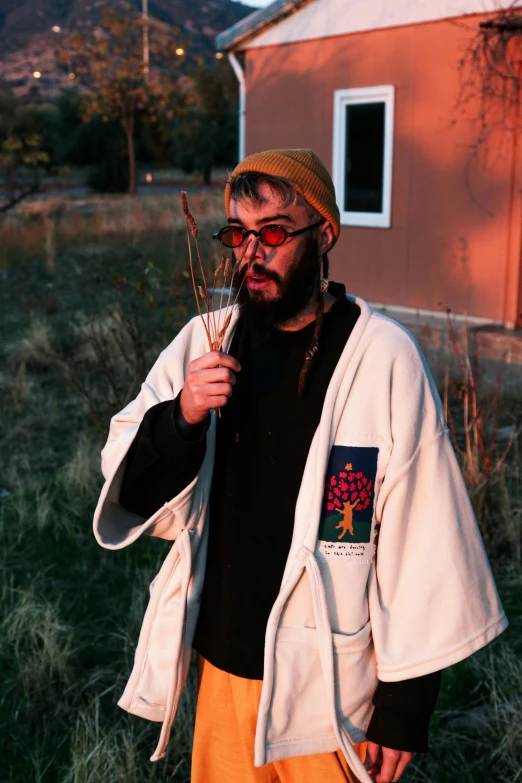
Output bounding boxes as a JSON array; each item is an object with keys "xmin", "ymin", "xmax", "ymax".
[{"xmin": 325, "ymin": 462, "xmax": 373, "ymax": 540}]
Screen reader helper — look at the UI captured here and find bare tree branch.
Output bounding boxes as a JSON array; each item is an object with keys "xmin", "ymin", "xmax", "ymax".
[
  {"xmin": 0, "ymin": 186, "xmax": 40, "ymax": 214},
  {"xmin": 457, "ymin": 3, "xmax": 522, "ymax": 148}
]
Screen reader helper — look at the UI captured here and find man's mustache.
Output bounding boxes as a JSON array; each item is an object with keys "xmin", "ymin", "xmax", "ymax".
[{"xmin": 236, "ymin": 261, "xmax": 281, "ymax": 285}]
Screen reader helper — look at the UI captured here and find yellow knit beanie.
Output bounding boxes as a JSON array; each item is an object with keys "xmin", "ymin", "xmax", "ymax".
[{"xmin": 224, "ymin": 149, "xmax": 341, "ymax": 245}]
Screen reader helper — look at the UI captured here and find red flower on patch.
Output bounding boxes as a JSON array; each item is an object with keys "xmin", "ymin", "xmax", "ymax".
[
  {"xmin": 356, "ymin": 472, "xmax": 363, "ymax": 479},
  {"xmin": 334, "ymin": 488, "xmax": 341, "ymax": 496},
  {"xmin": 339, "ymin": 479, "xmax": 348, "ymax": 491},
  {"xmin": 339, "ymin": 471, "xmax": 347, "ymax": 478},
  {"xmin": 327, "ymin": 502, "xmax": 335, "ymax": 511}
]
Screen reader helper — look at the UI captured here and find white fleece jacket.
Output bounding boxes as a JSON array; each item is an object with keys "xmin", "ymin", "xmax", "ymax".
[{"xmin": 93, "ymin": 294, "xmax": 507, "ymax": 782}]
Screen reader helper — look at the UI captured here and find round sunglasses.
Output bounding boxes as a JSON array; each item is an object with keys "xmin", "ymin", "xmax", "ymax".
[{"xmin": 213, "ymin": 219, "xmax": 324, "ymax": 248}]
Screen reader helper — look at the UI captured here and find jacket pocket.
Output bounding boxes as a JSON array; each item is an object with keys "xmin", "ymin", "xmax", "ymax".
[
  {"xmin": 127, "ymin": 597, "xmax": 200, "ymax": 719},
  {"xmin": 267, "ymin": 621, "xmax": 377, "ymax": 748},
  {"xmin": 332, "ymin": 621, "xmax": 377, "ymax": 741}
]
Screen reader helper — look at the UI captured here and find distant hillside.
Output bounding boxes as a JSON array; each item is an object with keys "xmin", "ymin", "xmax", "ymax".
[{"xmin": 0, "ymin": 0, "xmax": 254, "ymax": 96}]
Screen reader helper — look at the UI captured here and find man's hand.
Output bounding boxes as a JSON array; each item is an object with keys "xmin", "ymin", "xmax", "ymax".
[
  {"xmin": 365, "ymin": 742, "xmax": 415, "ymax": 783},
  {"xmin": 180, "ymin": 351, "xmax": 241, "ymax": 425}
]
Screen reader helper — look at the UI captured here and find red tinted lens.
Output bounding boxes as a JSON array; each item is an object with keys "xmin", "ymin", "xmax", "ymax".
[
  {"xmin": 220, "ymin": 227, "xmax": 245, "ymax": 247},
  {"xmin": 260, "ymin": 225, "xmax": 286, "ymax": 246}
]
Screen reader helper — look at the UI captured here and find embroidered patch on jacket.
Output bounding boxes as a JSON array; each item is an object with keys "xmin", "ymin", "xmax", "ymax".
[{"xmin": 318, "ymin": 446, "xmax": 379, "ymax": 545}]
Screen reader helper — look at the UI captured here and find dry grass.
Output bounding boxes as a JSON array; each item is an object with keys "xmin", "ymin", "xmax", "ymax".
[
  {"xmin": 436, "ymin": 315, "xmax": 522, "ymax": 564},
  {"xmin": 0, "ymin": 190, "xmax": 225, "ymax": 263},
  {"xmin": 403, "ymin": 318, "xmax": 522, "ymax": 782},
  {"xmin": 1, "ymin": 574, "xmax": 75, "ymax": 691},
  {"xmin": 0, "ymin": 218, "xmax": 201, "ymax": 781},
  {"xmin": 64, "ymin": 681, "xmax": 196, "ymax": 783}
]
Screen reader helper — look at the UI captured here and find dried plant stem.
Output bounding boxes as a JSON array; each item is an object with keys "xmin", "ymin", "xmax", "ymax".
[
  {"xmin": 221, "ymin": 263, "xmax": 238, "ymax": 336},
  {"xmin": 186, "ymin": 223, "xmax": 212, "ymax": 350},
  {"xmin": 218, "ymin": 239, "xmax": 259, "ymax": 344},
  {"xmin": 181, "ymin": 193, "xmax": 260, "ymax": 360},
  {"xmin": 218, "ymin": 257, "xmax": 229, "ymax": 319},
  {"xmin": 211, "ymin": 258, "xmax": 226, "ymax": 346},
  {"xmin": 194, "ymin": 234, "xmax": 214, "ymax": 348},
  {"xmin": 181, "ymin": 194, "xmax": 261, "ymax": 415},
  {"xmin": 427, "ymin": 309, "xmax": 521, "ymax": 541}
]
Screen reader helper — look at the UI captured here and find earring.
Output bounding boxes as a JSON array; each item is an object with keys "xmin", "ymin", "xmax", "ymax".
[{"xmin": 319, "ymin": 255, "xmax": 329, "ymax": 293}]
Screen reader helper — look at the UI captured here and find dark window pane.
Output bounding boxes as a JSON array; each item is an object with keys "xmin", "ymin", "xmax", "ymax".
[{"xmin": 344, "ymin": 102, "xmax": 385, "ymax": 214}]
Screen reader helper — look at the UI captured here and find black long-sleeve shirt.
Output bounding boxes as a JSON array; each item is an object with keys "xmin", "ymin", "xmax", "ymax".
[{"xmin": 120, "ymin": 289, "xmax": 441, "ymax": 752}]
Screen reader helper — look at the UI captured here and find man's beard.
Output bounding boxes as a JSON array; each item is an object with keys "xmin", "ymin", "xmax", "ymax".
[{"xmin": 233, "ymin": 236, "xmax": 321, "ymax": 331}]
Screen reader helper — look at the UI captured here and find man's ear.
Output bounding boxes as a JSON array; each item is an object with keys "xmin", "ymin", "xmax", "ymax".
[{"xmin": 318, "ymin": 221, "xmax": 334, "ymax": 255}]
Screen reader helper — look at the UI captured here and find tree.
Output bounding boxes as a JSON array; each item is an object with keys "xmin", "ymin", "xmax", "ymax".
[
  {"xmin": 41, "ymin": 89, "xmax": 130, "ymax": 192},
  {"xmin": 60, "ymin": 3, "xmax": 186, "ymax": 195},
  {"xmin": 0, "ymin": 92, "xmax": 49, "ymax": 199},
  {"xmin": 172, "ymin": 58, "xmax": 239, "ymax": 184}
]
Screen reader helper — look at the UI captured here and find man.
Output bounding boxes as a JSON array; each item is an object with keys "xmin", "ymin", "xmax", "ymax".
[{"xmin": 93, "ymin": 149, "xmax": 507, "ymax": 783}]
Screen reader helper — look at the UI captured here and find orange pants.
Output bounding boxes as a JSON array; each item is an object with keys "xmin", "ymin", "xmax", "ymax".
[{"xmin": 191, "ymin": 655, "xmax": 368, "ymax": 783}]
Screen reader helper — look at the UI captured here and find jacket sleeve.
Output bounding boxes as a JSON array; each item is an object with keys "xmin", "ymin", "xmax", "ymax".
[
  {"xmin": 368, "ymin": 329, "xmax": 508, "ymax": 682},
  {"xmin": 365, "ymin": 670, "xmax": 441, "ymax": 752},
  {"xmin": 92, "ymin": 316, "xmax": 207, "ymax": 550},
  {"xmin": 119, "ymin": 393, "xmax": 209, "ymax": 519}
]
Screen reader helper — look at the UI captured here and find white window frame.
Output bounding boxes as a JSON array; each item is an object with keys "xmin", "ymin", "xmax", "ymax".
[{"xmin": 332, "ymin": 85, "xmax": 395, "ymax": 229}]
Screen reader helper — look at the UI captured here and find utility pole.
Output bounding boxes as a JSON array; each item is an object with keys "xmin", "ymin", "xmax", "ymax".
[{"xmin": 142, "ymin": 0, "xmax": 149, "ymax": 78}]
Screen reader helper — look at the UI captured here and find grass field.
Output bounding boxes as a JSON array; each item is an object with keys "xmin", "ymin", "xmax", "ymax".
[{"xmin": 0, "ymin": 194, "xmax": 521, "ymax": 782}]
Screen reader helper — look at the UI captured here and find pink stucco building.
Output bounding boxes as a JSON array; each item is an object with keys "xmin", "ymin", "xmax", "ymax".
[{"xmin": 218, "ymin": 0, "xmax": 522, "ymax": 329}]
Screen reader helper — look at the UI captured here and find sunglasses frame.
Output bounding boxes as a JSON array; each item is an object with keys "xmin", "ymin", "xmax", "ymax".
[{"xmin": 212, "ymin": 219, "xmax": 325, "ymax": 248}]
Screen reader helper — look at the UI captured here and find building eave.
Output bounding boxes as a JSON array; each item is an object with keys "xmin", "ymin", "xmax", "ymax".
[{"xmin": 215, "ymin": 0, "xmax": 314, "ymax": 52}]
